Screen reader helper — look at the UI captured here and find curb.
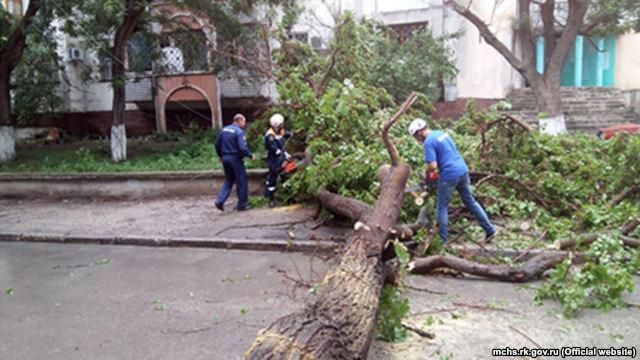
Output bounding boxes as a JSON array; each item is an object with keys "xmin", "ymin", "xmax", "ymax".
[
  {"xmin": 0, "ymin": 233, "xmax": 340, "ymax": 253},
  {"xmin": 0, "ymin": 170, "xmax": 269, "ymax": 199}
]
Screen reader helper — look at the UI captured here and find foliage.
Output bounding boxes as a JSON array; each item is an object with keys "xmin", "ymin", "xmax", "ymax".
[
  {"xmin": 376, "ymin": 284, "xmax": 410, "ymax": 342},
  {"xmin": 11, "ymin": 11, "xmax": 64, "ymax": 125},
  {"xmin": 271, "ymin": 13, "xmax": 448, "ymax": 206},
  {"xmin": 0, "ymin": 130, "xmax": 267, "ymax": 173},
  {"xmin": 365, "ymin": 26, "xmax": 458, "ymax": 102},
  {"xmin": 584, "ymin": 0, "xmax": 640, "ymax": 36},
  {"xmin": 453, "ymin": 102, "xmax": 640, "ymax": 239},
  {"xmin": 534, "ymin": 233, "xmax": 640, "ymax": 318}
]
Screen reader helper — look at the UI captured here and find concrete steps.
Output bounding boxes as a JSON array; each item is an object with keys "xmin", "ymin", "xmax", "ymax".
[{"xmin": 505, "ymin": 87, "xmax": 640, "ymax": 133}]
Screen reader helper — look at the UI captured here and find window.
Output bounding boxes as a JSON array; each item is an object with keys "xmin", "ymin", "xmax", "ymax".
[
  {"xmin": 159, "ymin": 30, "xmax": 208, "ymax": 73},
  {"xmin": 127, "ymin": 32, "xmax": 153, "ymax": 73},
  {"xmin": 4, "ymin": 0, "xmax": 22, "ymax": 16},
  {"xmin": 291, "ymin": 32, "xmax": 309, "ymax": 44},
  {"xmin": 387, "ymin": 21, "xmax": 429, "ymax": 44},
  {"xmin": 99, "ymin": 56, "xmax": 113, "ymax": 81}
]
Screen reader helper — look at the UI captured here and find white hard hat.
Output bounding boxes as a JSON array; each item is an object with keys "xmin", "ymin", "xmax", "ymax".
[
  {"xmin": 408, "ymin": 118, "xmax": 427, "ymax": 136},
  {"xmin": 270, "ymin": 113, "xmax": 284, "ymax": 128}
]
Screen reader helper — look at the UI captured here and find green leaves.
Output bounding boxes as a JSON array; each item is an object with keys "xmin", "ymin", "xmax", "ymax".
[
  {"xmin": 376, "ymin": 284, "xmax": 410, "ymax": 342},
  {"xmin": 535, "ymin": 233, "xmax": 639, "ymax": 318}
]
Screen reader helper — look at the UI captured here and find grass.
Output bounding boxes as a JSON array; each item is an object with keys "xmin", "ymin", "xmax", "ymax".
[{"xmin": 0, "ymin": 131, "xmax": 266, "ymax": 173}]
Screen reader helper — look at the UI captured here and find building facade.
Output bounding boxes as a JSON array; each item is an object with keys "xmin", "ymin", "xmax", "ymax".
[{"xmin": 38, "ymin": 2, "xmax": 275, "ymax": 137}]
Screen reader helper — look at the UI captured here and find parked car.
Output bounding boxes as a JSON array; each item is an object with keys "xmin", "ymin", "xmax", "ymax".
[{"xmin": 597, "ymin": 123, "xmax": 640, "ymax": 140}]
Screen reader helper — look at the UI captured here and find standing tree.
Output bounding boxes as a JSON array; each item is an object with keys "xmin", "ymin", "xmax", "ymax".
[
  {"xmin": 445, "ymin": 0, "xmax": 640, "ymax": 133},
  {"xmin": 110, "ymin": 0, "xmax": 146, "ymax": 162},
  {"xmin": 0, "ymin": 0, "xmax": 42, "ymax": 162},
  {"xmin": 68, "ymin": 0, "xmax": 149, "ymax": 162}
]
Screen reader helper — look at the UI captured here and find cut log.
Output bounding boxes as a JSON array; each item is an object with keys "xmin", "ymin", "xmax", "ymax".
[
  {"xmin": 245, "ymin": 93, "xmax": 417, "ymax": 359},
  {"xmin": 621, "ymin": 219, "xmax": 639, "ymax": 235},
  {"xmin": 555, "ymin": 227, "xmax": 640, "ymax": 250},
  {"xmin": 410, "ymin": 252, "xmax": 567, "ymax": 282},
  {"xmin": 317, "ymin": 188, "xmax": 371, "ymax": 222}
]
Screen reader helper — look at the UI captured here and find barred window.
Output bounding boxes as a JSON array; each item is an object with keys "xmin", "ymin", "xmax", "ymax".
[
  {"xmin": 99, "ymin": 55, "xmax": 113, "ymax": 81},
  {"xmin": 127, "ymin": 32, "xmax": 153, "ymax": 73},
  {"xmin": 159, "ymin": 30, "xmax": 208, "ymax": 74},
  {"xmin": 387, "ymin": 21, "xmax": 429, "ymax": 44}
]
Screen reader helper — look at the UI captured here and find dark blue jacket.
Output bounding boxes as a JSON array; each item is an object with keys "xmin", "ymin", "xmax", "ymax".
[
  {"xmin": 215, "ymin": 124, "xmax": 253, "ymax": 159},
  {"xmin": 264, "ymin": 127, "xmax": 291, "ymax": 166}
]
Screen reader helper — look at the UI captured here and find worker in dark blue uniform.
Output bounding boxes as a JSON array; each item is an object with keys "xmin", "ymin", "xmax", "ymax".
[
  {"xmin": 264, "ymin": 113, "xmax": 292, "ymax": 207},
  {"xmin": 408, "ymin": 118, "xmax": 497, "ymax": 245},
  {"xmin": 214, "ymin": 113, "xmax": 254, "ymax": 211}
]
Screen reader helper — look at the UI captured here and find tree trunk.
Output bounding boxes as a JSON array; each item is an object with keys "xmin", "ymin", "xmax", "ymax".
[
  {"xmin": 110, "ymin": 0, "xmax": 144, "ymax": 162},
  {"xmin": 0, "ymin": 67, "xmax": 16, "ymax": 162},
  {"xmin": 245, "ymin": 93, "xmax": 418, "ymax": 359},
  {"xmin": 246, "ymin": 165, "xmax": 411, "ymax": 359},
  {"xmin": 0, "ymin": 0, "xmax": 42, "ymax": 162}
]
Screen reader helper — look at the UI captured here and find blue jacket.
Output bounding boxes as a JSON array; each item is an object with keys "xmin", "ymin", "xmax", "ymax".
[
  {"xmin": 423, "ymin": 130, "xmax": 468, "ymax": 180},
  {"xmin": 215, "ymin": 124, "xmax": 253, "ymax": 159}
]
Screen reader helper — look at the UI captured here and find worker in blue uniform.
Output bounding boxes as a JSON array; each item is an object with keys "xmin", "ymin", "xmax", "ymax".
[
  {"xmin": 214, "ymin": 113, "xmax": 254, "ymax": 211},
  {"xmin": 264, "ymin": 113, "xmax": 292, "ymax": 207},
  {"xmin": 408, "ymin": 118, "xmax": 498, "ymax": 245}
]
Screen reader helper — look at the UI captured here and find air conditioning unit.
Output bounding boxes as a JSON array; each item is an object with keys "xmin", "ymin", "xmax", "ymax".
[{"xmin": 68, "ymin": 48, "xmax": 83, "ymax": 62}]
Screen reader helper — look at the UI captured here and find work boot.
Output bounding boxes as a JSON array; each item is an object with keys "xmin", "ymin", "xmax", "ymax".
[{"xmin": 214, "ymin": 201, "xmax": 224, "ymax": 211}]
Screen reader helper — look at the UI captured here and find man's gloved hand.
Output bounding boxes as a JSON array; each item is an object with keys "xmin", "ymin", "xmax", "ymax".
[
  {"xmin": 422, "ymin": 171, "xmax": 439, "ymax": 189},
  {"xmin": 284, "ymin": 152, "xmax": 292, "ymax": 160},
  {"xmin": 284, "ymin": 131, "xmax": 293, "ymax": 140},
  {"xmin": 275, "ymin": 149, "xmax": 282, "ymax": 156}
]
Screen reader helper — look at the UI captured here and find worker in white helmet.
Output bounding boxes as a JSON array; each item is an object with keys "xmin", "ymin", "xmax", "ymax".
[
  {"xmin": 408, "ymin": 118, "xmax": 497, "ymax": 245},
  {"xmin": 264, "ymin": 113, "xmax": 292, "ymax": 207}
]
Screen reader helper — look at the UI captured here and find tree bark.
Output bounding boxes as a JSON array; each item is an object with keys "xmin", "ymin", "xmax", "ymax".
[
  {"xmin": 0, "ymin": 68, "xmax": 14, "ymax": 162},
  {"xmin": 0, "ymin": 66, "xmax": 12, "ymax": 128},
  {"xmin": 411, "ymin": 252, "xmax": 567, "ymax": 282},
  {"xmin": 110, "ymin": 0, "xmax": 145, "ymax": 162},
  {"xmin": 540, "ymin": 0, "xmax": 557, "ymax": 71},
  {"xmin": 317, "ymin": 188, "xmax": 371, "ymax": 222},
  {"xmin": 0, "ymin": 0, "xmax": 42, "ymax": 162},
  {"xmin": 245, "ymin": 94, "xmax": 417, "ymax": 359}
]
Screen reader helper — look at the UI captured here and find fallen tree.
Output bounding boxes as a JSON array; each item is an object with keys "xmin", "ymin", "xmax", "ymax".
[{"xmin": 245, "ymin": 93, "xmax": 417, "ymax": 359}]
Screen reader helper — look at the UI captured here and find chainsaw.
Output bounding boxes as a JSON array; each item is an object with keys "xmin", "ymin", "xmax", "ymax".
[{"xmin": 405, "ymin": 175, "xmax": 437, "ymax": 206}]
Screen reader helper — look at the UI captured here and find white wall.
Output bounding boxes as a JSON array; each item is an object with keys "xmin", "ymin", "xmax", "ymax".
[
  {"xmin": 52, "ymin": 18, "xmax": 118, "ymax": 113},
  {"xmin": 615, "ymin": 32, "xmax": 640, "ymax": 90},
  {"xmin": 449, "ymin": 1, "xmax": 522, "ymax": 98}
]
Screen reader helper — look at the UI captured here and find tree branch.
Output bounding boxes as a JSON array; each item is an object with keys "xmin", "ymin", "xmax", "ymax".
[
  {"xmin": 445, "ymin": 0, "xmax": 526, "ymax": 73},
  {"xmin": 544, "ymin": 0, "xmax": 588, "ymax": 83},
  {"xmin": 383, "ymin": 92, "xmax": 418, "ymax": 167},
  {"xmin": 1, "ymin": 0, "xmax": 42, "ymax": 69},
  {"xmin": 540, "ymin": 0, "xmax": 558, "ymax": 69},
  {"xmin": 411, "ymin": 252, "xmax": 567, "ymax": 282}
]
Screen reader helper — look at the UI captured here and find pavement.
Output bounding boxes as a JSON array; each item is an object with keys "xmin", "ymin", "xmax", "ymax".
[
  {"xmin": 0, "ymin": 242, "xmax": 329, "ymax": 360},
  {"xmin": 0, "ymin": 197, "xmax": 349, "ymax": 252},
  {"xmin": 1, "ymin": 197, "xmax": 639, "ymax": 359}
]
